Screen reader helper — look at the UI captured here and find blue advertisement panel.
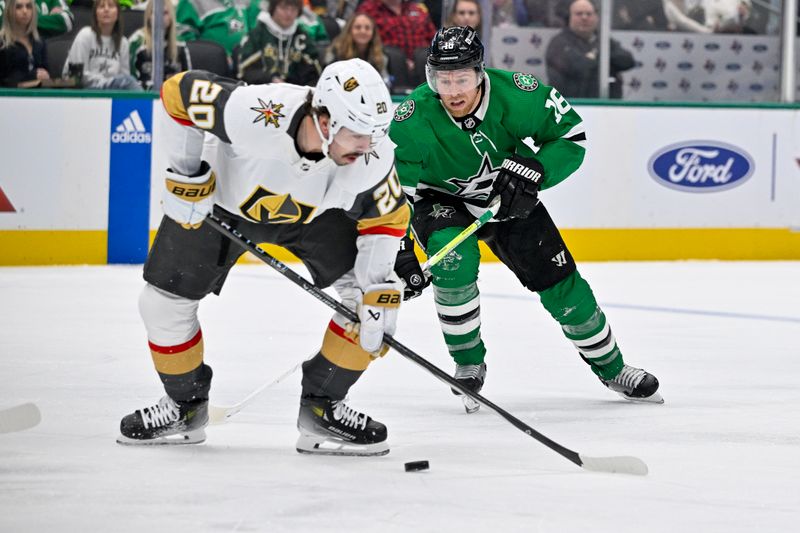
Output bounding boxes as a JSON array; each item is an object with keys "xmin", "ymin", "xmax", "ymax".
[{"xmin": 107, "ymin": 99, "xmax": 153, "ymax": 263}]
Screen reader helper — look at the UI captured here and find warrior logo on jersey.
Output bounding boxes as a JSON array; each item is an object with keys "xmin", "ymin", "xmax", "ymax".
[
  {"xmin": 250, "ymin": 99, "xmax": 285, "ymax": 128},
  {"xmin": 513, "ymin": 72, "xmax": 539, "ymax": 92},
  {"xmin": 343, "ymin": 77, "xmax": 359, "ymax": 91},
  {"xmin": 394, "ymin": 100, "xmax": 415, "ymax": 122},
  {"xmin": 446, "ymin": 153, "xmax": 499, "ymax": 202},
  {"xmin": 240, "ymin": 186, "xmax": 316, "ymax": 224}
]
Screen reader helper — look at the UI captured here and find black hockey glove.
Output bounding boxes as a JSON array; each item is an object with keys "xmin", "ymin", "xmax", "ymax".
[
  {"xmin": 394, "ymin": 235, "xmax": 430, "ymax": 301},
  {"xmin": 491, "ymin": 155, "xmax": 545, "ymax": 221}
]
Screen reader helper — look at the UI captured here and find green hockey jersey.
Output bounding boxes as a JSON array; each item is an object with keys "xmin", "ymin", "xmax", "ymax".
[
  {"xmin": 389, "ymin": 69, "xmax": 587, "ymax": 209},
  {"xmin": 175, "ymin": 0, "xmax": 260, "ymax": 56}
]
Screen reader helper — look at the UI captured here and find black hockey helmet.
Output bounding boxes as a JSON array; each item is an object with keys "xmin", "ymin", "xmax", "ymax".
[
  {"xmin": 426, "ymin": 26, "xmax": 485, "ymax": 94},
  {"xmin": 427, "ymin": 26, "xmax": 484, "ymax": 71}
]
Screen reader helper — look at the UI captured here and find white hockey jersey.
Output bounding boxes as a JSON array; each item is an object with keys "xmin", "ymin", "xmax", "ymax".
[{"xmin": 160, "ymin": 71, "xmax": 409, "ymax": 237}]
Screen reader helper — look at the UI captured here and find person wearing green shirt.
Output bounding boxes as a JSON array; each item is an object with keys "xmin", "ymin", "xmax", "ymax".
[
  {"xmin": 175, "ymin": 0, "xmax": 259, "ymax": 57},
  {"xmin": 389, "ymin": 27, "xmax": 663, "ymax": 412},
  {"xmin": 0, "ymin": 0, "xmax": 73, "ymax": 39}
]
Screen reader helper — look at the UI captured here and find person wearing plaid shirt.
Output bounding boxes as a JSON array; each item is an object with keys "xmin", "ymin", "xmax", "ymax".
[{"xmin": 356, "ymin": 0, "xmax": 436, "ymax": 63}]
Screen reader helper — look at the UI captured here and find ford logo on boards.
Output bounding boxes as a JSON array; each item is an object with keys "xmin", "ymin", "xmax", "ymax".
[
  {"xmin": 503, "ymin": 36, "xmax": 518, "ymax": 44},
  {"xmin": 648, "ymin": 141, "xmax": 754, "ymax": 192}
]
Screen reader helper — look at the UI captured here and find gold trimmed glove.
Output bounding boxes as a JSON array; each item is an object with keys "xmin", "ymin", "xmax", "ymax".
[{"xmin": 163, "ymin": 161, "xmax": 216, "ymax": 229}]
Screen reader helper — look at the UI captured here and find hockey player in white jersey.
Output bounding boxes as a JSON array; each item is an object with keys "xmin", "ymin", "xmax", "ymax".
[{"xmin": 117, "ymin": 59, "xmax": 410, "ymax": 456}]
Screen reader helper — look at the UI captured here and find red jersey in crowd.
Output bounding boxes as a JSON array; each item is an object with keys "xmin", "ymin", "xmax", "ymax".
[{"xmin": 357, "ymin": 0, "xmax": 437, "ymax": 61}]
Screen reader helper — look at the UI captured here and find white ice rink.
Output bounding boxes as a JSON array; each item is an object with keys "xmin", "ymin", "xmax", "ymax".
[{"xmin": 1, "ymin": 261, "xmax": 799, "ymax": 532}]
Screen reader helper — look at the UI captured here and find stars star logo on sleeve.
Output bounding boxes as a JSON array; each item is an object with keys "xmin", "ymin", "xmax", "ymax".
[{"xmin": 251, "ymin": 99, "xmax": 285, "ymax": 128}]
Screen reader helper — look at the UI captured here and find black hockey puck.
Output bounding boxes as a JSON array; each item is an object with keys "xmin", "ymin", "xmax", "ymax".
[{"xmin": 404, "ymin": 460, "xmax": 430, "ymax": 472}]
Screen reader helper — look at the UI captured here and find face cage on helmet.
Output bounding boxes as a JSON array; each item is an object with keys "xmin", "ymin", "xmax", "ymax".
[{"xmin": 426, "ymin": 64, "xmax": 485, "ymax": 95}]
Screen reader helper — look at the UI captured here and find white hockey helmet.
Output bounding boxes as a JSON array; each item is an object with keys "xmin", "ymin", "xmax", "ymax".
[{"xmin": 312, "ymin": 58, "xmax": 392, "ymax": 154}]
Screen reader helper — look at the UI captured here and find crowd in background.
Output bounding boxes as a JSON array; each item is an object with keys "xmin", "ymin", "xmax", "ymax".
[{"xmin": 0, "ymin": 0, "xmax": 790, "ymax": 94}]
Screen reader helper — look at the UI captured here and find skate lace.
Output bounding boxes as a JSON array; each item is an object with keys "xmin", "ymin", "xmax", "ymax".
[
  {"xmin": 455, "ymin": 364, "xmax": 484, "ymax": 381},
  {"xmin": 613, "ymin": 366, "xmax": 646, "ymax": 390},
  {"xmin": 139, "ymin": 396, "xmax": 180, "ymax": 430},
  {"xmin": 331, "ymin": 401, "xmax": 368, "ymax": 431}
]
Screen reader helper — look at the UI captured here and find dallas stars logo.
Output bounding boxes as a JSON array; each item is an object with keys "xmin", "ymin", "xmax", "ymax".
[
  {"xmin": 430, "ymin": 203, "xmax": 455, "ymax": 219},
  {"xmin": 513, "ymin": 72, "xmax": 539, "ymax": 92},
  {"xmin": 251, "ymin": 98, "xmax": 285, "ymax": 128},
  {"xmin": 446, "ymin": 153, "xmax": 499, "ymax": 202}
]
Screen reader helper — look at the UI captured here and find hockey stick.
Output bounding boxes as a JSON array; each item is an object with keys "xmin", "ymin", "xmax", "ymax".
[
  {"xmin": 0, "ymin": 403, "xmax": 41, "ymax": 434},
  {"xmin": 211, "ymin": 208, "xmax": 497, "ymax": 424},
  {"xmin": 208, "ymin": 360, "xmax": 304, "ymax": 424},
  {"xmin": 205, "ymin": 213, "xmax": 648, "ymax": 476},
  {"xmin": 419, "ymin": 206, "xmax": 496, "ymax": 275}
]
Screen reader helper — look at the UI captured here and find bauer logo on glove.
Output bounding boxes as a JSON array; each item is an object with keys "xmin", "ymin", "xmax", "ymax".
[{"xmin": 162, "ymin": 161, "xmax": 217, "ymax": 229}]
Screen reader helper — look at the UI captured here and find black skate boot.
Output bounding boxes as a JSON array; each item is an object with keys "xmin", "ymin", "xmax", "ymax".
[
  {"xmin": 296, "ymin": 396, "xmax": 388, "ymax": 456},
  {"xmin": 451, "ymin": 363, "xmax": 486, "ymax": 414},
  {"xmin": 600, "ymin": 365, "xmax": 664, "ymax": 404},
  {"xmin": 117, "ymin": 395, "xmax": 208, "ymax": 445}
]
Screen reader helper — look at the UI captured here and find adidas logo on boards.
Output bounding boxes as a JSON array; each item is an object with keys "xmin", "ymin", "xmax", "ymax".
[{"xmin": 111, "ymin": 110, "xmax": 151, "ymax": 144}]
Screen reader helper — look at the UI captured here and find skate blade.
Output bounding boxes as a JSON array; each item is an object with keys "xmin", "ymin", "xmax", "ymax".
[
  {"xmin": 462, "ymin": 395, "xmax": 480, "ymax": 414},
  {"xmin": 116, "ymin": 428, "xmax": 206, "ymax": 446},
  {"xmin": 617, "ymin": 391, "xmax": 665, "ymax": 404},
  {"xmin": 295, "ymin": 433, "xmax": 389, "ymax": 457}
]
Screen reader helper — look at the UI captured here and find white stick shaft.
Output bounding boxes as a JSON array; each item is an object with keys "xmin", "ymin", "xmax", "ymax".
[{"xmin": 208, "ymin": 361, "xmax": 303, "ymax": 424}]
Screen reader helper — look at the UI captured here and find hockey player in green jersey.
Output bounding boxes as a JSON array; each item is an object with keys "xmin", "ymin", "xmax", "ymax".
[{"xmin": 390, "ymin": 26, "xmax": 663, "ymax": 411}]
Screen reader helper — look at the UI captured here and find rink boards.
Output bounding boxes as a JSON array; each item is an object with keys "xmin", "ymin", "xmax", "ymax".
[{"xmin": 1, "ymin": 92, "xmax": 798, "ymax": 265}]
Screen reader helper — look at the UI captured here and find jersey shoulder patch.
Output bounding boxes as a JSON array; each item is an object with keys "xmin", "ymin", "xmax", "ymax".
[
  {"xmin": 512, "ymin": 72, "xmax": 540, "ymax": 92},
  {"xmin": 393, "ymin": 99, "xmax": 416, "ymax": 122}
]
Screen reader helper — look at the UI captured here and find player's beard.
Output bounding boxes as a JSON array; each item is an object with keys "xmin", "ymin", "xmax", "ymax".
[{"xmin": 442, "ymin": 87, "xmax": 481, "ymax": 118}]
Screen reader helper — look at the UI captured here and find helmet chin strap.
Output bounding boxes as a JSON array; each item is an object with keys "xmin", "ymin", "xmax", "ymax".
[{"xmin": 311, "ymin": 113, "xmax": 332, "ymax": 157}]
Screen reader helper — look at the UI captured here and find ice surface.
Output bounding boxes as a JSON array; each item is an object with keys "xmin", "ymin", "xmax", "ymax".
[{"xmin": 1, "ymin": 262, "xmax": 799, "ymax": 532}]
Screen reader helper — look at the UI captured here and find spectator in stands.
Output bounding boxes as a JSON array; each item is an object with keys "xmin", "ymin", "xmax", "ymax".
[
  {"xmin": 324, "ymin": 13, "xmax": 392, "ymax": 87},
  {"xmin": 0, "ymin": 0, "xmax": 50, "ymax": 87},
  {"xmin": 176, "ymin": 0, "xmax": 260, "ymax": 58},
  {"xmin": 326, "ymin": 0, "xmax": 358, "ymax": 22},
  {"xmin": 356, "ymin": 0, "xmax": 436, "ymax": 75},
  {"xmin": 702, "ymin": 0, "xmax": 754, "ymax": 33},
  {"xmin": 522, "ymin": 0, "xmax": 560, "ymax": 27},
  {"xmin": 447, "ymin": 0, "xmax": 481, "ymax": 32},
  {"xmin": 663, "ymin": 0, "xmax": 712, "ymax": 32},
  {"xmin": 0, "ymin": 0, "xmax": 73, "ymax": 39},
  {"xmin": 611, "ymin": 0, "xmax": 669, "ymax": 31},
  {"xmin": 492, "ymin": 0, "xmax": 530, "ymax": 27},
  {"xmin": 63, "ymin": 0, "xmax": 141, "ymax": 89},
  {"xmin": 546, "ymin": 0, "xmax": 634, "ymax": 98},
  {"xmin": 129, "ymin": 0, "xmax": 191, "ymax": 90},
  {"xmin": 298, "ymin": 0, "xmax": 330, "ymax": 46},
  {"xmin": 237, "ymin": 0, "xmax": 320, "ymax": 85}
]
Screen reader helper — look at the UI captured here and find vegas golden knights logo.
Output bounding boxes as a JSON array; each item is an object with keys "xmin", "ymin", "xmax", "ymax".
[
  {"xmin": 343, "ymin": 77, "xmax": 359, "ymax": 92},
  {"xmin": 239, "ymin": 186, "xmax": 316, "ymax": 224}
]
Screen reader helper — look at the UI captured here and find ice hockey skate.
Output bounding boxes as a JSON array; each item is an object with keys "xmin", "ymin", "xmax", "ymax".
[
  {"xmin": 600, "ymin": 365, "xmax": 663, "ymax": 404},
  {"xmin": 117, "ymin": 395, "xmax": 208, "ymax": 445},
  {"xmin": 451, "ymin": 363, "xmax": 486, "ymax": 414},
  {"xmin": 296, "ymin": 396, "xmax": 388, "ymax": 456}
]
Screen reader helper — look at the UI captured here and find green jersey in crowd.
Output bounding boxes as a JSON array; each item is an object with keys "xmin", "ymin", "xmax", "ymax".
[
  {"xmin": 175, "ymin": 0, "xmax": 260, "ymax": 57},
  {"xmin": 389, "ymin": 68, "xmax": 586, "ymax": 209},
  {"xmin": 0, "ymin": 0, "xmax": 73, "ymax": 38}
]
